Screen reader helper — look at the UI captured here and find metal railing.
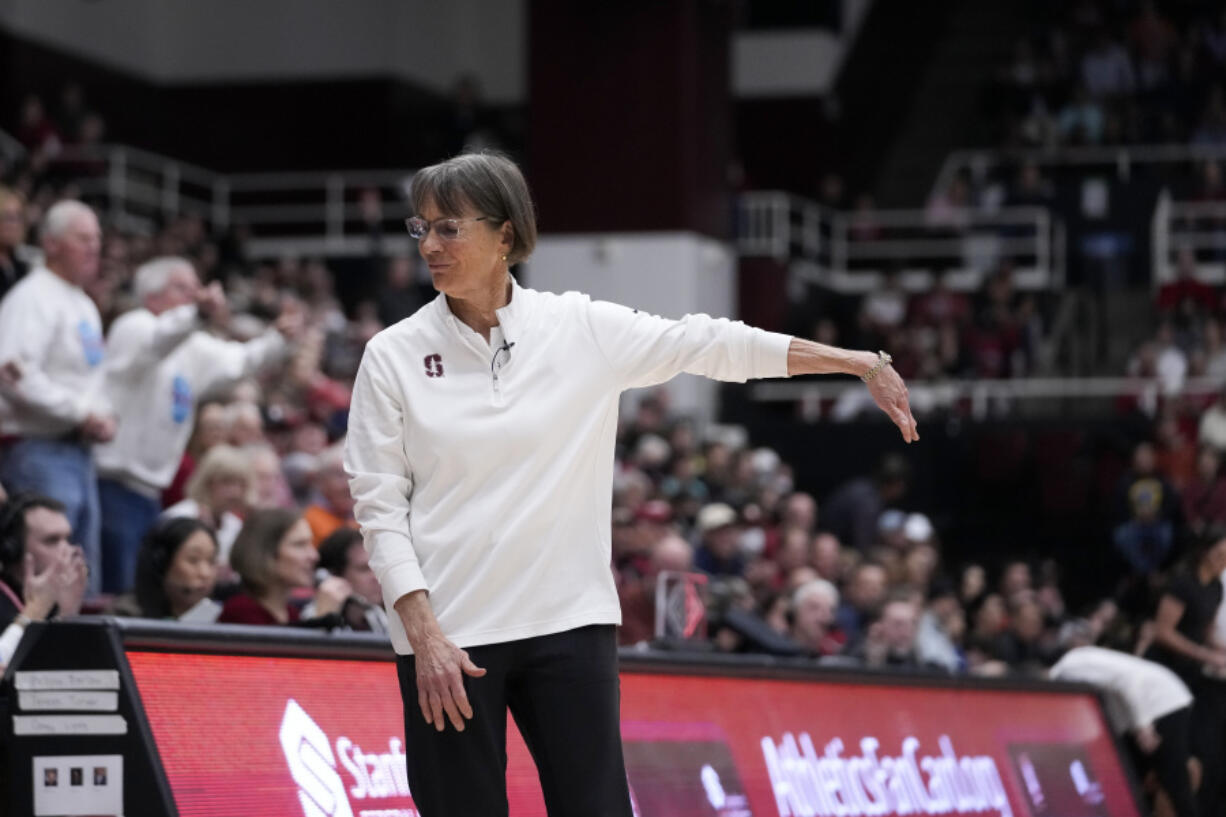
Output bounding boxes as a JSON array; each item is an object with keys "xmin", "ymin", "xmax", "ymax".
[
  {"xmin": 737, "ymin": 191, "xmax": 1064, "ymax": 292},
  {"xmin": 751, "ymin": 375, "xmax": 1219, "ymax": 421},
  {"xmin": 22, "ymin": 142, "xmax": 421, "ymax": 259},
  {"xmin": 932, "ymin": 143, "xmax": 1226, "ymax": 203},
  {"xmin": 1152, "ymin": 195, "xmax": 1226, "ymax": 287}
]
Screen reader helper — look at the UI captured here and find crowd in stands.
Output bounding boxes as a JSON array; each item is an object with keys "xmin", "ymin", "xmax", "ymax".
[
  {"xmin": 997, "ymin": 0, "xmax": 1226, "ymax": 150},
  {"xmin": 4, "ymin": 81, "xmax": 1226, "ymax": 814}
]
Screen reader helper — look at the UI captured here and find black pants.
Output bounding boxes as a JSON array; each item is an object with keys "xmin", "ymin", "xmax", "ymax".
[
  {"xmin": 1192, "ymin": 681, "xmax": 1226, "ymax": 817},
  {"xmin": 395, "ymin": 624, "xmax": 633, "ymax": 817},
  {"xmin": 1142, "ymin": 706, "xmax": 1198, "ymax": 817}
]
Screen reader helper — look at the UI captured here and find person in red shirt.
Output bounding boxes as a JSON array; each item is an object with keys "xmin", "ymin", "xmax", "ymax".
[
  {"xmin": 1184, "ymin": 446, "xmax": 1226, "ymax": 537},
  {"xmin": 219, "ymin": 508, "xmax": 349, "ymax": 626},
  {"xmin": 1157, "ymin": 247, "xmax": 1216, "ymax": 315},
  {"xmin": 789, "ymin": 578, "xmax": 846, "ymax": 657}
]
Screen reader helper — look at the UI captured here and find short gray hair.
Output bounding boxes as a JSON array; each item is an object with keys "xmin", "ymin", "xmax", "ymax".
[
  {"xmin": 41, "ymin": 199, "xmax": 96, "ymax": 242},
  {"xmin": 409, "ymin": 151, "xmax": 537, "ymax": 264},
  {"xmin": 792, "ymin": 578, "xmax": 839, "ymax": 609},
  {"xmin": 134, "ymin": 256, "xmax": 193, "ymax": 302}
]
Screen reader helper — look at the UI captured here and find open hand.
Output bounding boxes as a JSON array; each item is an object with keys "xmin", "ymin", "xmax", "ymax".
[
  {"xmin": 54, "ymin": 547, "xmax": 88, "ymax": 617},
  {"xmin": 866, "ymin": 363, "xmax": 919, "ymax": 443},
  {"xmin": 80, "ymin": 413, "xmax": 116, "ymax": 443},
  {"xmin": 414, "ymin": 633, "xmax": 487, "ymax": 732},
  {"xmin": 312, "ymin": 576, "xmax": 352, "ymax": 617}
]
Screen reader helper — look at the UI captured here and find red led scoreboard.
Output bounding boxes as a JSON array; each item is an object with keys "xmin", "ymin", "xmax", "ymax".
[{"xmin": 2, "ymin": 619, "xmax": 1142, "ymax": 817}]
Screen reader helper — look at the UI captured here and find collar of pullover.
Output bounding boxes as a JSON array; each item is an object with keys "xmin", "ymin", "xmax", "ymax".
[{"xmin": 433, "ymin": 275, "xmax": 532, "ymax": 348}]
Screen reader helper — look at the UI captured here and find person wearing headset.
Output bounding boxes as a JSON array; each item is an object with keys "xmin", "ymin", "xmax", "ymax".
[
  {"xmin": 0, "ymin": 494, "xmax": 89, "ymax": 666},
  {"xmin": 107, "ymin": 516, "xmax": 222, "ymax": 623}
]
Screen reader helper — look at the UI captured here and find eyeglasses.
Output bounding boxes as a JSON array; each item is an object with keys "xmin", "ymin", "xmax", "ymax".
[{"xmin": 405, "ymin": 216, "xmax": 493, "ymax": 241}]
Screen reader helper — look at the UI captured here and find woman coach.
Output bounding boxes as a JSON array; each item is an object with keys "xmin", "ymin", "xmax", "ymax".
[{"xmin": 344, "ymin": 151, "xmax": 918, "ymax": 816}]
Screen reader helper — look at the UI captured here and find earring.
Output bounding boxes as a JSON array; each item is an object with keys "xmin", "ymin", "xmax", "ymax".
[{"xmin": 502, "ymin": 255, "xmax": 507, "ymax": 262}]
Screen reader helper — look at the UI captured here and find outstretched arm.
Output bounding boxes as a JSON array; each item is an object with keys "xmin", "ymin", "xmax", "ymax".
[{"xmin": 787, "ymin": 338, "xmax": 919, "ymax": 443}]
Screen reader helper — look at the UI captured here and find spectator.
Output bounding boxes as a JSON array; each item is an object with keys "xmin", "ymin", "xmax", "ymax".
[
  {"xmin": 1185, "ymin": 446, "xmax": 1226, "ymax": 536},
  {"xmin": 1127, "ymin": 1, "xmax": 1176, "ymax": 90},
  {"xmin": 377, "ymin": 255, "xmax": 423, "ymax": 328},
  {"xmin": 848, "ymin": 594, "xmax": 930, "ymax": 670},
  {"xmin": 0, "ymin": 200, "xmax": 112, "ymax": 594},
  {"xmin": 1157, "ymin": 247, "xmax": 1216, "ymax": 317},
  {"xmin": 54, "ymin": 82, "xmax": 87, "ymax": 144},
  {"xmin": 226, "ymin": 401, "xmax": 266, "ymax": 448},
  {"xmin": 1050, "ymin": 646, "xmax": 1196, "ymax": 817},
  {"xmin": 778, "ymin": 491, "xmax": 818, "ymax": 537},
  {"xmin": 1146, "ymin": 529, "xmax": 1226, "ymax": 817},
  {"xmin": 110, "ymin": 517, "xmax": 220, "ymax": 622},
  {"xmin": 248, "ymin": 444, "xmax": 294, "ymax": 509},
  {"xmin": 162, "ymin": 444, "xmax": 251, "ymax": 569},
  {"xmin": 847, "ymin": 194, "xmax": 883, "ymax": 242},
  {"xmin": 789, "ymin": 579, "xmax": 844, "ymax": 657},
  {"xmin": 162, "ymin": 399, "xmax": 229, "ymax": 507},
  {"xmin": 965, "ymin": 593, "xmax": 1009, "ymax": 669},
  {"xmin": 858, "ymin": 269, "xmax": 909, "ymax": 344},
  {"xmin": 1113, "ymin": 441, "xmax": 1182, "ymax": 576},
  {"xmin": 1057, "ymin": 84, "xmax": 1107, "ymax": 144},
  {"xmin": 909, "ymin": 269, "xmax": 970, "ymax": 328},
  {"xmin": 1005, "ymin": 161, "xmax": 1054, "ymax": 209},
  {"xmin": 693, "ymin": 503, "xmax": 744, "ymax": 577},
  {"xmin": 310, "ymin": 527, "xmax": 389, "ymax": 634},
  {"xmin": 302, "ymin": 443, "xmax": 357, "ymax": 546},
  {"xmin": 835, "ymin": 560, "xmax": 889, "ymax": 643},
  {"xmin": 94, "ymin": 257, "xmax": 298, "ymax": 594},
  {"xmin": 988, "ymin": 596, "xmax": 1052, "ymax": 673},
  {"xmin": 1081, "ymin": 29, "xmax": 1136, "ymax": 99},
  {"xmin": 924, "ymin": 175, "xmax": 973, "ymax": 232},
  {"xmin": 811, "ymin": 532, "xmax": 845, "ymax": 584},
  {"xmin": 219, "ymin": 508, "xmax": 349, "ymax": 626},
  {"xmin": 822, "ymin": 454, "xmax": 910, "ymax": 551},
  {"xmin": 916, "ymin": 584, "xmax": 966, "ymax": 673},
  {"xmin": 0, "ymin": 187, "xmax": 30, "ymax": 302},
  {"xmin": 1204, "ymin": 319, "xmax": 1226, "ymax": 381},
  {"xmin": 999, "ymin": 558, "xmax": 1033, "ymax": 602},
  {"xmin": 0, "ymin": 495, "xmax": 88, "ymax": 665},
  {"xmin": 774, "ymin": 527, "xmax": 812, "ymax": 582},
  {"xmin": 618, "ymin": 533, "xmax": 694, "ymax": 646},
  {"xmin": 15, "ymin": 95, "xmax": 61, "ymax": 159},
  {"xmin": 1200, "ymin": 385, "xmax": 1226, "ymax": 455},
  {"xmin": 1192, "ymin": 86, "xmax": 1226, "ymax": 146},
  {"xmin": 1155, "ymin": 409, "xmax": 1198, "ymax": 492}
]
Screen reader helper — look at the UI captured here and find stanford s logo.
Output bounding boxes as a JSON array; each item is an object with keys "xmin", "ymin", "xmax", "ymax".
[
  {"xmin": 279, "ymin": 699, "xmax": 354, "ymax": 817},
  {"xmin": 424, "ymin": 354, "xmax": 444, "ymax": 378}
]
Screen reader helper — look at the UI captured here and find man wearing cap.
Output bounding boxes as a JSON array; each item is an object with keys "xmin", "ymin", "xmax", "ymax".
[{"xmin": 693, "ymin": 503, "xmax": 743, "ymax": 577}]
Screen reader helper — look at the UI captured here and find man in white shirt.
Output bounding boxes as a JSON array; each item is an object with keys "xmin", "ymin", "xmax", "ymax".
[
  {"xmin": 0, "ymin": 200, "xmax": 112, "ymax": 595},
  {"xmin": 94, "ymin": 256, "xmax": 299, "ymax": 594}
]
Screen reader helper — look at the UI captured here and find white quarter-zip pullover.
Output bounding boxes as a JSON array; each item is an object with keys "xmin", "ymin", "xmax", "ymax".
[
  {"xmin": 1050, "ymin": 646, "xmax": 1193, "ymax": 732},
  {"xmin": 94, "ymin": 305, "xmax": 287, "ymax": 494},
  {"xmin": 0, "ymin": 267, "xmax": 109, "ymax": 436},
  {"xmin": 345, "ymin": 280, "xmax": 793, "ymax": 655}
]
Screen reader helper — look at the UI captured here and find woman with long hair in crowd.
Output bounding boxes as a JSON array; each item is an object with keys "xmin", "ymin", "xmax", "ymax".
[
  {"xmin": 218, "ymin": 508, "xmax": 349, "ymax": 626},
  {"xmin": 110, "ymin": 517, "xmax": 221, "ymax": 622}
]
